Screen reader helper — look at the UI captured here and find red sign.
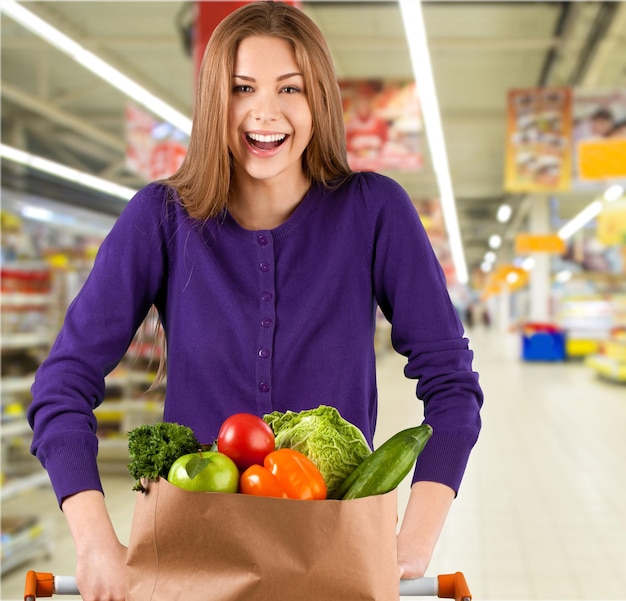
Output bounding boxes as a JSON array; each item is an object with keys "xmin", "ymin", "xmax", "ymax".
[
  {"xmin": 194, "ymin": 1, "xmax": 301, "ymax": 82},
  {"xmin": 125, "ymin": 103, "xmax": 188, "ymax": 181},
  {"xmin": 340, "ymin": 80, "xmax": 423, "ymax": 172}
]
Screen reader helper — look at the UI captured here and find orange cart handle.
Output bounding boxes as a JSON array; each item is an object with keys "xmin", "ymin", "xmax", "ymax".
[
  {"xmin": 24, "ymin": 571, "xmax": 79, "ymax": 600},
  {"xmin": 25, "ymin": 570, "xmax": 471, "ymax": 599},
  {"xmin": 438, "ymin": 572, "xmax": 472, "ymax": 601}
]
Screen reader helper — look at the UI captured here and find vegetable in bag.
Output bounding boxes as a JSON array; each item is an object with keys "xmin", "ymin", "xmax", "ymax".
[{"xmin": 263, "ymin": 405, "xmax": 371, "ymax": 498}]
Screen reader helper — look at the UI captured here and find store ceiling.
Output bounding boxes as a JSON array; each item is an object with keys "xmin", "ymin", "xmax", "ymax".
[{"xmin": 2, "ymin": 1, "xmax": 626, "ymax": 277}]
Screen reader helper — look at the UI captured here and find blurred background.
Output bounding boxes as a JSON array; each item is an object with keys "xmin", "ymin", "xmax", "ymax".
[{"xmin": 1, "ymin": 1, "xmax": 625, "ymax": 599}]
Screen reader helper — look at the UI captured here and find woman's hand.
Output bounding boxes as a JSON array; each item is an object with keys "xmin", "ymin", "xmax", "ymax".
[
  {"xmin": 62, "ymin": 490, "xmax": 128, "ymax": 600},
  {"xmin": 397, "ymin": 554, "xmax": 430, "ymax": 580},
  {"xmin": 396, "ymin": 481, "xmax": 455, "ymax": 580},
  {"xmin": 75, "ymin": 539, "xmax": 128, "ymax": 601}
]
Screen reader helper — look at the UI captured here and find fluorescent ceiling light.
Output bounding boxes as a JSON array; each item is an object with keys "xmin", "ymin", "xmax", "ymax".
[
  {"xmin": 1, "ymin": 144, "xmax": 137, "ymax": 200},
  {"xmin": 399, "ymin": 0, "xmax": 468, "ymax": 285},
  {"xmin": 521, "ymin": 257, "xmax": 535, "ymax": 271},
  {"xmin": 1, "ymin": 0, "xmax": 192, "ymax": 135},
  {"xmin": 488, "ymin": 234, "xmax": 502, "ymax": 249},
  {"xmin": 497, "ymin": 204, "xmax": 512, "ymax": 223},
  {"xmin": 555, "ymin": 270, "xmax": 572, "ymax": 283},
  {"xmin": 506, "ymin": 271, "xmax": 519, "ymax": 285},
  {"xmin": 604, "ymin": 185, "xmax": 624, "ymax": 202},
  {"xmin": 484, "ymin": 250, "xmax": 496, "ymax": 263},
  {"xmin": 21, "ymin": 206, "xmax": 55, "ymax": 223},
  {"xmin": 557, "ymin": 200, "xmax": 602, "ymax": 240}
]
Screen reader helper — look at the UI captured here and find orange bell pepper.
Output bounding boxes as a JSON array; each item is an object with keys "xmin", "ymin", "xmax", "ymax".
[
  {"xmin": 264, "ymin": 448, "xmax": 327, "ymax": 500},
  {"xmin": 240, "ymin": 464, "xmax": 289, "ymax": 499}
]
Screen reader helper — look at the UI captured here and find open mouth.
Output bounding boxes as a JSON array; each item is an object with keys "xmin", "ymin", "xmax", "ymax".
[{"xmin": 246, "ymin": 132, "xmax": 288, "ymax": 151}]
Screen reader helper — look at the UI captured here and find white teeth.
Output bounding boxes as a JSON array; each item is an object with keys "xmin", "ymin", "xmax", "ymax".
[{"xmin": 247, "ymin": 132, "xmax": 287, "ymax": 143}]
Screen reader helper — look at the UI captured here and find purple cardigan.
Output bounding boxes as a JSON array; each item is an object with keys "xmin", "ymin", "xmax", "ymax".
[{"xmin": 29, "ymin": 172, "xmax": 482, "ymax": 505}]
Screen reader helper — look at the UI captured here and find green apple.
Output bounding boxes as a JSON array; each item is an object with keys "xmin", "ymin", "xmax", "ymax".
[{"xmin": 167, "ymin": 451, "xmax": 239, "ymax": 493}]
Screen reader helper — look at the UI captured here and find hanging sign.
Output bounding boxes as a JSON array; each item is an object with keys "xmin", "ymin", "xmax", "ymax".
[
  {"xmin": 504, "ymin": 87, "xmax": 573, "ymax": 192},
  {"xmin": 340, "ymin": 80, "xmax": 423, "ymax": 172},
  {"xmin": 572, "ymin": 89, "xmax": 626, "ymax": 188},
  {"xmin": 125, "ymin": 102, "xmax": 188, "ymax": 181},
  {"xmin": 597, "ymin": 199, "xmax": 626, "ymax": 247},
  {"xmin": 515, "ymin": 233, "xmax": 566, "ymax": 254}
]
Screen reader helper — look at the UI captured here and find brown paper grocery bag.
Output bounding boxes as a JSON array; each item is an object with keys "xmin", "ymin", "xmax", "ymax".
[{"xmin": 126, "ymin": 478, "xmax": 399, "ymax": 601}]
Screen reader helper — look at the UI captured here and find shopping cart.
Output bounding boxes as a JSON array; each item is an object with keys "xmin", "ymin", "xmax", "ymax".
[{"xmin": 24, "ymin": 570, "xmax": 472, "ymax": 600}]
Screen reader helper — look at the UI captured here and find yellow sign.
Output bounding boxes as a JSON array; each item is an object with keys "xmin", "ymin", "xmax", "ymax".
[
  {"xmin": 515, "ymin": 233, "xmax": 566, "ymax": 254},
  {"xmin": 578, "ymin": 138, "xmax": 626, "ymax": 181},
  {"xmin": 482, "ymin": 265, "xmax": 529, "ymax": 298},
  {"xmin": 597, "ymin": 199, "xmax": 626, "ymax": 246}
]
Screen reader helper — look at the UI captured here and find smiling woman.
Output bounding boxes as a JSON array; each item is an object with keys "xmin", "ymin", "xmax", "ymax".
[
  {"xmin": 26, "ymin": 3, "xmax": 483, "ymax": 599},
  {"xmin": 165, "ymin": 1, "xmax": 352, "ymax": 222}
]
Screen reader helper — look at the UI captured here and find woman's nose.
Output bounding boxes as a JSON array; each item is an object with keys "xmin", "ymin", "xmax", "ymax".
[{"xmin": 250, "ymin": 92, "xmax": 280, "ymax": 122}]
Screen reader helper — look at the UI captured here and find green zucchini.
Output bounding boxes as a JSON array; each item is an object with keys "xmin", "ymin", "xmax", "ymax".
[{"xmin": 340, "ymin": 424, "xmax": 433, "ymax": 500}]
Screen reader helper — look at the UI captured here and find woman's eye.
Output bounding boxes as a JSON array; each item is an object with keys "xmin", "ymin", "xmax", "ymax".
[
  {"xmin": 281, "ymin": 86, "xmax": 301, "ymax": 94},
  {"xmin": 233, "ymin": 84, "xmax": 253, "ymax": 93}
]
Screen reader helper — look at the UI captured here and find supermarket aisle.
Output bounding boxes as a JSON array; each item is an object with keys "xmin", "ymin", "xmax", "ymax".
[
  {"xmin": 2, "ymin": 327, "xmax": 626, "ymax": 600},
  {"xmin": 375, "ymin": 326, "xmax": 626, "ymax": 599}
]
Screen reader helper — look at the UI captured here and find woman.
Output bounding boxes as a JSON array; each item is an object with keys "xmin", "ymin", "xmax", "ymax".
[{"xmin": 28, "ymin": 3, "xmax": 483, "ymax": 600}]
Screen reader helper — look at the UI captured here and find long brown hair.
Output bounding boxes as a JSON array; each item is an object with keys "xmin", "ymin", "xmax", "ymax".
[{"xmin": 163, "ymin": 1, "xmax": 352, "ymax": 220}]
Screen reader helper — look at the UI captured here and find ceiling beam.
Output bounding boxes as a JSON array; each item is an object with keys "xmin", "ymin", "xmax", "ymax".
[
  {"xmin": 1, "ymin": 83, "xmax": 125, "ymax": 153},
  {"xmin": 578, "ymin": 1, "xmax": 626, "ymax": 88},
  {"xmin": 567, "ymin": 1, "xmax": 620, "ymax": 86}
]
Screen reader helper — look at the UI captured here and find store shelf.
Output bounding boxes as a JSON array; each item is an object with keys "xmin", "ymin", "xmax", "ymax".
[
  {"xmin": 1, "ymin": 515, "xmax": 52, "ymax": 576},
  {"xmin": 556, "ymin": 295, "xmax": 626, "ymax": 358},
  {"xmin": 1, "ymin": 375, "xmax": 35, "ymax": 394},
  {"xmin": 585, "ymin": 354, "xmax": 626, "ymax": 383},
  {"xmin": 1, "ymin": 420, "xmax": 32, "ymax": 438},
  {"xmin": 0, "ymin": 471, "xmax": 50, "ymax": 502},
  {"xmin": 0, "ymin": 293, "xmax": 53, "ymax": 307},
  {"xmin": 1, "ymin": 235, "xmax": 165, "ymax": 576},
  {"xmin": 1, "ymin": 332, "xmax": 56, "ymax": 349},
  {"xmin": 584, "ymin": 333, "xmax": 626, "ymax": 383}
]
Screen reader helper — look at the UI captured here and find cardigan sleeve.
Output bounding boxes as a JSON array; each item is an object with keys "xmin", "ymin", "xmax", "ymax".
[
  {"xmin": 28, "ymin": 183, "xmax": 171, "ymax": 505},
  {"xmin": 360, "ymin": 174, "xmax": 483, "ymax": 494}
]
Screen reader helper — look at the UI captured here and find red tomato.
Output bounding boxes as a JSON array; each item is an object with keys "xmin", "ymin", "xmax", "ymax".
[{"xmin": 217, "ymin": 413, "xmax": 275, "ymax": 471}]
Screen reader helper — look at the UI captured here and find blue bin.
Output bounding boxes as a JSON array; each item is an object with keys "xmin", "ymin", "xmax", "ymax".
[{"xmin": 522, "ymin": 327, "xmax": 566, "ymax": 361}]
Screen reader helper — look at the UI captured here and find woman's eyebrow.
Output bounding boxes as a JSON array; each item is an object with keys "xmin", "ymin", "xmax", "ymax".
[
  {"xmin": 277, "ymin": 72, "xmax": 304, "ymax": 81},
  {"xmin": 232, "ymin": 72, "xmax": 303, "ymax": 82}
]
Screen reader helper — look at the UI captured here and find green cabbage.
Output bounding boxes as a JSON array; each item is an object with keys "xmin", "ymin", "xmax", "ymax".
[{"xmin": 263, "ymin": 405, "xmax": 371, "ymax": 498}]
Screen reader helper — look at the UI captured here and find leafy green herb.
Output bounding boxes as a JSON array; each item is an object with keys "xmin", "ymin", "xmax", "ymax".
[{"xmin": 127, "ymin": 422, "xmax": 201, "ymax": 492}]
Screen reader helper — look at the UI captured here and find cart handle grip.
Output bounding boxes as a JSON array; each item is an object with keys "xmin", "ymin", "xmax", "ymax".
[
  {"xmin": 24, "ymin": 570, "xmax": 471, "ymax": 599},
  {"xmin": 398, "ymin": 572, "xmax": 471, "ymax": 600},
  {"xmin": 24, "ymin": 572, "xmax": 79, "ymax": 600},
  {"xmin": 437, "ymin": 572, "xmax": 472, "ymax": 600}
]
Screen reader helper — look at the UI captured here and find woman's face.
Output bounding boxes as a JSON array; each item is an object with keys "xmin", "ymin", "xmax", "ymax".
[{"xmin": 228, "ymin": 36, "xmax": 313, "ymax": 188}]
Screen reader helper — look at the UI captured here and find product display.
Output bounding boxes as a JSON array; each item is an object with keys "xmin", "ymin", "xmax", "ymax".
[
  {"xmin": 585, "ymin": 327, "xmax": 626, "ymax": 382},
  {"xmin": 0, "ymin": 257, "xmax": 55, "ymax": 573},
  {"xmin": 0, "ymin": 210, "xmax": 164, "ymax": 574}
]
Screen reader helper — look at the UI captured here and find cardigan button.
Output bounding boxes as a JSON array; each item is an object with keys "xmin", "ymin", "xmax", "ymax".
[
  {"xmin": 261, "ymin": 291, "xmax": 273, "ymax": 301},
  {"xmin": 259, "ymin": 262, "xmax": 270, "ymax": 273},
  {"xmin": 261, "ymin": 318, "xmax": 273, "ymax": 328},
  {"xmin": 259, "ymin": 381, "xmax": 270, "ymax": 393},
  {"xmin": 258, "ymin": 348, "xmax": 270, "ymax": 359},
  {"xmin": 257, "ymin": 235, "xmax": 268, "ymax": 246}
]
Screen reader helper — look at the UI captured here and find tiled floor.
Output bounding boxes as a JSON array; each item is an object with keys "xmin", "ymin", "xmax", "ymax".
[
  {"xmin": 376, "ymin": 327, "xmax": 626, "ymax": 600},
  {"xmin": 2, "ymin": 327, "xmax": 625, "ymax": 600}
]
